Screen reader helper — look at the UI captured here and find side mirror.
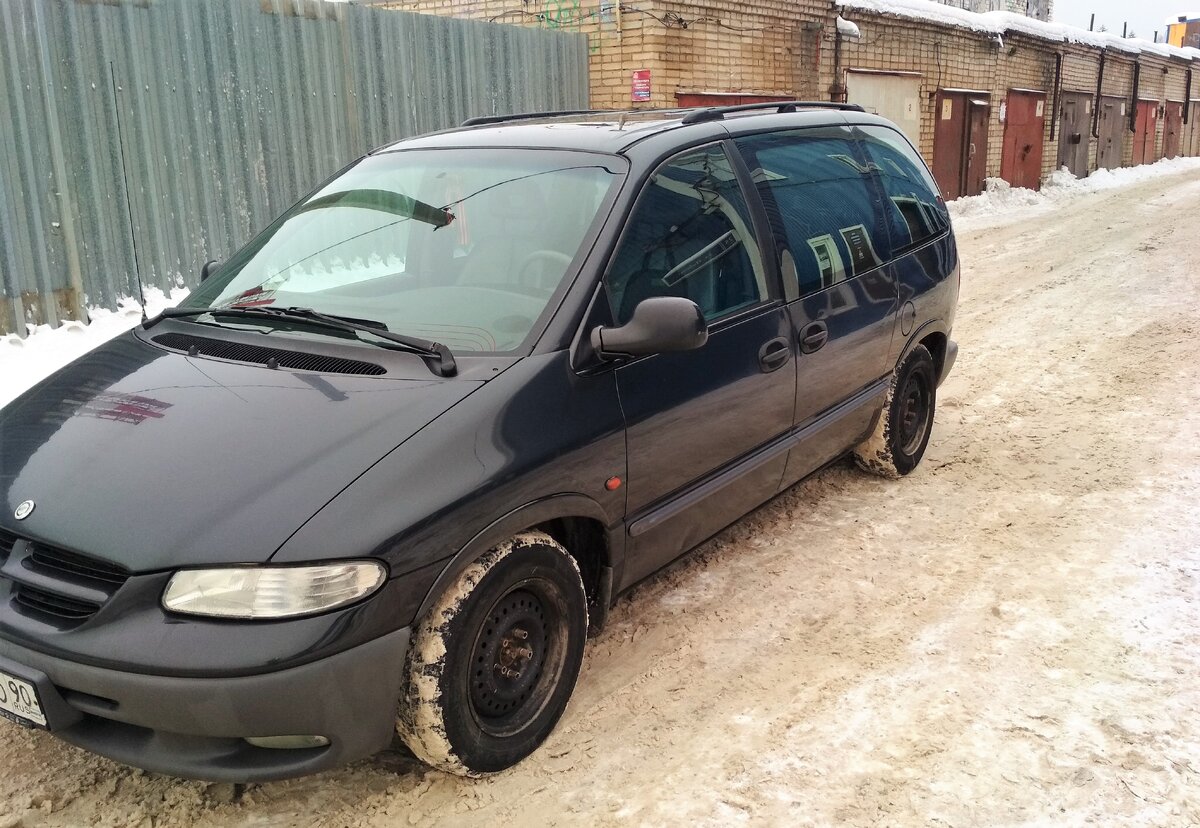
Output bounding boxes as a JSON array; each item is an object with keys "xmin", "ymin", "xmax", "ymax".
[
  {"xmin": 590, "ymin": 297, "xmax": 708, "ymax": 359},
  {"xmin": 199, "ymin": 260, "xmax": 220, "ymax": 282}
]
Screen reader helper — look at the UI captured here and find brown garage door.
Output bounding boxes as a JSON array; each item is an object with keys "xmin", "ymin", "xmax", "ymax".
[
  {"xmin": 932, "ymin": 91, "xmax": 990, "ymax": 201},
  {"xmin": 1096, "ymin": 96, "xmax": 1127, "ymax": 171},
  {"xmin": 1000, "ymin": 90, "xmax": 1047, "ymax": 190},
  {"xmin": 1133, "ymin": 100, "xmax": 1159, "ymax": 166},
  {"xmin": 1190, "ymin": 102, "xmax": 1200, "ymax": 157},
  {"xmin": 1057, "ymin": 91, "xmax": 1091, "ymax": 179},
  {"xmin": 1163, "ymin": 102, "xmax": 1184, "ymax": 159}
]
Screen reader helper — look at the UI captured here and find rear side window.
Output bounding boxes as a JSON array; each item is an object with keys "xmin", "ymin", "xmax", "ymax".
[
  {"xmin": 858, "ymin": 126, "xmax": 950, "ymax": 252},
  {"xmin": 606, "ymin": 144, "xmax": 767, "ymax": 325},
  {"xmin": 734, "ymin": 129, "xmax": 889, "ymax": 300}
]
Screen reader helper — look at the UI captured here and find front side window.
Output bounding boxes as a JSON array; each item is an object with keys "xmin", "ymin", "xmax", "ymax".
[
  {"xmin": 183, "ymin": 149, "xmax": 623, "ymax": 352},
  {"xmin": 858, "ymin": 126, "xmax": 950, "ymax": 252},
  {"xmin": 734, "ymin": 129, "xmax": 889, "ymax": 300},
  {"xmin": 605, "ymin": 144, "xmax": 767, "ymax": 325}
]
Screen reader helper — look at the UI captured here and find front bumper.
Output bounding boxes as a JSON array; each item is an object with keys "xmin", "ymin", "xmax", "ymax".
[{"xmin": 0, "ymin": 627, "xmax": 410, "ymax": 782}]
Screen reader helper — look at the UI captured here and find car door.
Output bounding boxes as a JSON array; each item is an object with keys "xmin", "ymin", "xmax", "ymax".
[
  {"xmin": 732, "ymin": 127, "xmax": 899, "ymax": 487},
  {"xmin": 605, "ymin": 143, "xmax": 796, "ymax": 585}
]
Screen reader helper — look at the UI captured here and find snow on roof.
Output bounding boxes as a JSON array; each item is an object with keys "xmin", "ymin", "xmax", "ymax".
[{"xmin": 836, "ymin": 0, "xmax": 1198, "ymax": 61}]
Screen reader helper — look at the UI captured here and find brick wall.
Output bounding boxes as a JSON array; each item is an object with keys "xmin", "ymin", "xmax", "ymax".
[{"xmin": 655, "ymin": 0, "xmax": 828, "ymax": 106}]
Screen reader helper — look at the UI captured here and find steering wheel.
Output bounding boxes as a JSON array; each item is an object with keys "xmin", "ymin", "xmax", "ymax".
[{"xmin": 515, "ymin": 250, "xmax": 574, "ymax": 294}]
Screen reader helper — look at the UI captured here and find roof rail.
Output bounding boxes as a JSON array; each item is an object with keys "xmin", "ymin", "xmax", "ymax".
[
  {"xmin": 458, "ymin": 101, "xmax": 866, "ymax": 129},
  {"xmin": 460, "ymin": 110, "xmax": 608, "ymax": 127},
  {"xmin": 679, "ymin": 101, "xmax": 866, "ymax": 125}
]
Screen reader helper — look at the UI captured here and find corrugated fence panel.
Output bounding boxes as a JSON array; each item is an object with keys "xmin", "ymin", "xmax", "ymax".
[{"xmin": 0, "ymin": 0, "xmax": 589, "ymax": 335}]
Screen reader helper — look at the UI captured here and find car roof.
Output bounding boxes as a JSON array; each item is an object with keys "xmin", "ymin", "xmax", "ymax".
[{"xmin": 373, "ymin": 104, "xmax": 889, "ymax": 156}]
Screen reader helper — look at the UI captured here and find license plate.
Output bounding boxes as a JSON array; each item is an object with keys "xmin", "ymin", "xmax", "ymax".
[{"xmin": 0, "ymin": 669, "xmax": 47, "ymax": 728}]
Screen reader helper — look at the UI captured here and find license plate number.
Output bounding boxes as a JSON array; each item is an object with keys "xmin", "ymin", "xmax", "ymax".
[{"xmin": 0, "ymin": 669, "xmax": 47, "ymax": 727}]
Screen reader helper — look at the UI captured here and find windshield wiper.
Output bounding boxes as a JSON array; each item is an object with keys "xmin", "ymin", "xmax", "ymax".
[{"xmin": 146, "ymin": 306, "xmax": 457, "ymax": 377}]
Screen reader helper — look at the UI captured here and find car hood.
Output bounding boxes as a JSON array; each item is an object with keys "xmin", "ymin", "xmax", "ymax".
[{"xmin": 0, "ymin": 332, "xmax": 480, "ymax": 572}]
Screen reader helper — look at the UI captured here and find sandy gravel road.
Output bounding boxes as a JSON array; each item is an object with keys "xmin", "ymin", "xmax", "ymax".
[{"xmin": 2, "ymin": 169, "xmax": 1199, "ymax": 827}]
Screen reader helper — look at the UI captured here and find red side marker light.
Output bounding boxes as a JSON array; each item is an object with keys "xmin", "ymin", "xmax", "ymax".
[{"xmin": 605, "ymin": 477, "xmax": 622, "ymax": 491}]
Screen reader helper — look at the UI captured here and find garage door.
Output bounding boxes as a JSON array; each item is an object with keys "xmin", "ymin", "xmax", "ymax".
[{"xmin": 846, "ymin": 71, "xmax": 921, "ymax": 146}]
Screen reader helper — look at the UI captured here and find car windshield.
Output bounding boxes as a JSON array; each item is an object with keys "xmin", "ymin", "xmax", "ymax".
[{"xmin": 182, "ymin": 149, "xmax": 623, "ymax": 353}]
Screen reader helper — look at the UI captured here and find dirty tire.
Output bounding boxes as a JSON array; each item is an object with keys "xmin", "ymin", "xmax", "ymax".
[
  {"xmin": 853, "ymin": 344, "xmax": 937, "ymax": 479},
  {"xmin": 396, "ymin": 532, "xmax": 588, "ymax": 776}
]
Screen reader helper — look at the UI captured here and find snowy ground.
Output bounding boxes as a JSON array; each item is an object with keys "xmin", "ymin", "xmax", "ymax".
[
  {"xmin": 1, "ymin": 160, "xmax": 1200, "ymax": 826},
  {"xmin": 0, "ymin": 288, "xmax": 189, "ymax": 410}
]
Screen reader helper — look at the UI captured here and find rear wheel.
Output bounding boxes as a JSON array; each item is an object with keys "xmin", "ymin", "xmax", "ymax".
[
  {"xmin": 396, "ymin": 532, "xmax": 587, "ymax": 776},
  {"xmin": 853, "ymin": 344, "xmax": 937, "ymax": 478}
]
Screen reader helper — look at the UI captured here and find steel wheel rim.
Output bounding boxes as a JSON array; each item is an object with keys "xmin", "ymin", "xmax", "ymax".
[
  {"xmin": 468, "ymin": 579, "xmax": 569, "ymax": 738},
  {"xmin": 897, "ymin": 369, "xmax": 932, "ymax": 456}
]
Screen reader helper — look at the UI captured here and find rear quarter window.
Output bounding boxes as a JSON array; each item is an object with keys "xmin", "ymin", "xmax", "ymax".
[
  {"xmin": 858, "ymin": 125, "xmax": 951, "ymax": 253},
  {"xmin": 733, "ymin": 128, "xmax": 891, "ymax": 300}
]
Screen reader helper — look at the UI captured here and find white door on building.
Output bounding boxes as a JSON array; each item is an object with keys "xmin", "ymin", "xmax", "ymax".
[{"xmin": 846, "ymin": 71, "xmax": 922, "ymax": 147}]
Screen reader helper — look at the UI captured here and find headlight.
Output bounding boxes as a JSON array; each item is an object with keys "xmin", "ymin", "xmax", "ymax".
[{"xmin": 162, "ymin": 562, "xmax": 387, "ymax": 619}]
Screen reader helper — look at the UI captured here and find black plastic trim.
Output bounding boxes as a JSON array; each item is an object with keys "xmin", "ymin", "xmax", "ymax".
[{"xmin": 152, "ymin": 332, "xmax": 386, "ymax": 376}]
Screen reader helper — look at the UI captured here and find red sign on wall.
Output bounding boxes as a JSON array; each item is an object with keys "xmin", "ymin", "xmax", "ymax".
[{"xmin": 631, "ymin": 69, "xmax": 651, "ymax": 102}]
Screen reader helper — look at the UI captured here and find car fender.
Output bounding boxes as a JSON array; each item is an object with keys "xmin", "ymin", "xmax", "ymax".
[
  {"xmin": 896, "ymin": 318, "xmax": 955, "ymax": 386},
  {"xmin": 411, "ymin": 493, "xmax": 626, "ymax": 632}
]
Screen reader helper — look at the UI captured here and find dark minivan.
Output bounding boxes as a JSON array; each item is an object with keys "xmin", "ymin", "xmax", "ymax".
[{"xmin": 0, "ymin": 103, "xmax": 957, "ymax": 781}]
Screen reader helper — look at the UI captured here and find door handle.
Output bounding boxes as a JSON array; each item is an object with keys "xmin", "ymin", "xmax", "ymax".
[
  {"xmin": 798, "ymin": 322, "xmax": 829, "ymax": 354},
  {"xmin": 757, "ymin": 337, "xmax": 791, "ymax": 373}
]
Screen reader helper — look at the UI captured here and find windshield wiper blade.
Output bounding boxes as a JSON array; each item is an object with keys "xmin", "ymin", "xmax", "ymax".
[
  {"xmin": 145, "ymin": 305, "xmax": 457, "ymax": 377},
  {"xmin": 273, "ymin": 307, "xmax": 457, "ymax": 377}
]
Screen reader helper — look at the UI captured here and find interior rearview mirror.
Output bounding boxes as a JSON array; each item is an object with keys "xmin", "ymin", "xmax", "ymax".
[
  {"xmin": 590, "ymin": 296, "xmax": 708, "ymax": 359},
  {"xmin": 199, "ymin": 260, "xmax": 220, "ymax": 282}
]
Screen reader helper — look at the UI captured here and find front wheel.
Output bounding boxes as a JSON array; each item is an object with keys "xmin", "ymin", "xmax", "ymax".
[
  {"xmin": 853, "ymin": 344, "xmax": 937, "ymax": 478},
  {"xmin": 396, "ymin": 532, "xmax": 588, "ymax": 776}
]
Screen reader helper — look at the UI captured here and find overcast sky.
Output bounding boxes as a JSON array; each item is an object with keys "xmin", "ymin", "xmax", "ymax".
[{"xmin": 1053, "ymin": 0, "xmax": 1189, "ymax": 42}]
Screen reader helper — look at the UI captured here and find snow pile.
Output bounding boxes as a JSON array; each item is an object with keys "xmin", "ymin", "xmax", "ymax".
[
  {"xmin": 948, "ymin": 155, "xmax": 1200, "ymax": 228},
  {"xmin": 836, "ymin": 15, "xmax": 862, "ymax": 39},
  {"xmin": 837, "ymin": 0, "xmax": 1185, "ymax": 58},
  {"xmin": 0, "ymin": 286, "xmax": 188, "ymax": 409}
]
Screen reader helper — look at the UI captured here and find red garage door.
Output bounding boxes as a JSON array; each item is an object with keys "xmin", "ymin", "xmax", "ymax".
[
  {"xmin": 1133, "ymin": 101, "xmax": 1159, "ymax": 166},
  {"xmin": 1000, "ymin": 90, "xmax": 1047, "ymax": 190}
]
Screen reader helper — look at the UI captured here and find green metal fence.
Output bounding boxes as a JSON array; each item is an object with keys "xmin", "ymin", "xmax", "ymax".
[{"xmin": 0, "ymin": 0, "xmax": 589, "ymax": 334}]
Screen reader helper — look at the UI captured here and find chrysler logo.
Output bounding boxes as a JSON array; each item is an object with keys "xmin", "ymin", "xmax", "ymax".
[{"xmin": 14, "ymin": 501, "xmax": 34, "ymax": 521}]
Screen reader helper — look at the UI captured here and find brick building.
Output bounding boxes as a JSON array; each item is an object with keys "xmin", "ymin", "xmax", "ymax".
[
  {"xmin": 833, "ymin": 3, "xmax": 1196, "ymax": 194},
  {"xmin": 935, "ymin": 0, "xmax": 1052, "ymax": 22},
  {"xmin": 392, "ymin": 0, "xmax": 1199, "ymax": 195}
]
